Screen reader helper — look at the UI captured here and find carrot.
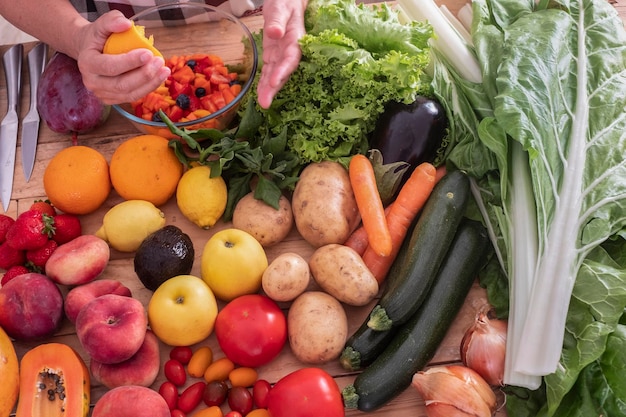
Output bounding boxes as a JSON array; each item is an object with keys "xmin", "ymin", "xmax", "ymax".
[
  {"xmin": 344, "ymin": 205, "xmax": 393, "ymax": 256},
  {"xmin": 361, "ymin": 162, "xmax": 437, "ymax": 283},
  {"xmin": 349, "ymin": 154, "xmax": 393, "ymax": 257}
]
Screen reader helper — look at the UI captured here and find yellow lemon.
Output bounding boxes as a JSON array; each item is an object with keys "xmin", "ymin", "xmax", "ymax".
[
  {"xmin": 201, "ymin": 228, "xmax": 268, "ymax": 301},
  {"xmin": 176, "ymin": 165, "xmax": 227, "ymax": 229},
  {"xmin": 103, "ymin": 21, "xmax": 163, "ymax": 57},
  {"xmin": 96, "ymin": 200, "xmax": 166, "ymax": 252}
]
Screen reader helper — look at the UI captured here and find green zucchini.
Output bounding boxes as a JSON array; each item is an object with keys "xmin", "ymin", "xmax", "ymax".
[
  {"xmin": 342, "ymin": 218, "xmax": 490, "ymax": 412},
  {"xmin": 367, "ymin": 169, "xmax": 470, "ymax": 331},
  {"xmin": 339, "ymin": 214, "xmax": 418, "ymax": 371}
]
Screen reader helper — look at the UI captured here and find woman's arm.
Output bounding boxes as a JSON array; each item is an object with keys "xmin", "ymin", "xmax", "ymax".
[{"xmin": 0, "ymin": 0, "xmax": 170, "ymax": 104}]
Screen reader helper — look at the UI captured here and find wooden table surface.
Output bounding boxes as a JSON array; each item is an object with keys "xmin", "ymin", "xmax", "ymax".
[{"xmin": 1, "ymin": 1, "xmax": 624, "ymax": 416}]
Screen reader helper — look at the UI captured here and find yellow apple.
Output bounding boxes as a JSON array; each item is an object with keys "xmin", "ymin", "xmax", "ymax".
[
  {"xmin": 201, "ymin": 228, "xmax": 268, "ymax": 301},
  {"xmin": 147, "ymin": 275, "xmax": 218, "ymax": 346}
]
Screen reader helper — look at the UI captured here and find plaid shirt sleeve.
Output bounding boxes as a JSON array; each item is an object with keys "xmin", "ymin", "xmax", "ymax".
[{"xmin": 69, "ymin": 0, "xmax": 263, "ymax": 22}]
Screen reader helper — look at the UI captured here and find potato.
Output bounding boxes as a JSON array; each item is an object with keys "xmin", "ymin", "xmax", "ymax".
[
  {"xmin": 262, "ymin": 253, "xmax": 311, "ymax": 302},
  {"xmin": 232, "ymin": 192, "xmax": 294, "ymax": 247},
  {"xmin": 291, "ymin": 161, "xmax": 360, "ymax": 248},
  {"xmin": 309, "ymin": 244, "xmax": 379, "ymax": 306},
  {"xmin": 287, "ymin": 291, "xmax": 348, "ymax": 364}
]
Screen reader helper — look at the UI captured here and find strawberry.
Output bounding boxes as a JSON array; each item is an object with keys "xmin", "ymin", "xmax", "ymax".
[
  {"xmin": 5, "ymin": 210, "xmax": 55, "ymax": 251},
  {"xmin": 30, "ymin": 199, "xmax": 57, "ymax": 217},
  {"xmin": 0, "ymin": 214, "xmax": 15, "ymax": 244},
  {"xmin": 52, "ymin": 214, "xmax": 82, "ymax": 244},
  {"xmin": 26, "ymin": 239, "xmax": 58, "ymax": 272},
  {"xmin": 1, "ymin": 265, "xmax": 30, "ymax": 286},
  {"xmin": 0, "ymin": 241, "xmax": 26, "ymax": 269}
]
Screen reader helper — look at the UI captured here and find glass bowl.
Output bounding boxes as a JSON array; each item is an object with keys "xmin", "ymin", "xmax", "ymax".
[{"xmin": 112, "ymin": 2, "xmax": 258, "ymax": 139}]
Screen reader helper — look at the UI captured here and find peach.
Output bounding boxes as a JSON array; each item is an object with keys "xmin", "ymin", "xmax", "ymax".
[
  {"xmin": 64, "ymin": 279, "xmax": 132, "ymax": 323},
  {"xmin": 90, "ymin": 330, "xmax": 160, "ymax": 389},
  {"xmin": 76, "ymin": 294, "xmax": 147, "ymax": 364},
  {"xmin": 46, "ymin": 234, "xmax": 110, "ymax": 286},
  {"xmin": 91, "ymin": 385, "xmax": 169, "ymax": 417},
  {"xmin": 0, "ymin": 273, "xmax": 63, "ymax": 341}
]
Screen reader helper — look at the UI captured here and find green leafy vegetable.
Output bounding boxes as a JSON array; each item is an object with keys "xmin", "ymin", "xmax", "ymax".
[
  {"xmin": 240, "ymin": 0, "xmax": 434, "ymax": 167},
  {"xmin": 400, "ymin": 0, "xmax": 626, "ymax": 415}
]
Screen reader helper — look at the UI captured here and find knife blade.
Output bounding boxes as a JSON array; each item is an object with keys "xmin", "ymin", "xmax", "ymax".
[
  {"xmin": 21, "ymin": 43, "xmax": 48, "ymax": 182},
  {"xmin": 0, "ymin": 44, "xmax": 23, "ymax": 212}
]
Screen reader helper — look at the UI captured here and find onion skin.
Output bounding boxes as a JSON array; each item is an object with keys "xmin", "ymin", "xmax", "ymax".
[
  {"xmin": 460, "ymin": 311, "xmax": 507, "ymax": 386},
  {"xmin": 411, "ymin": 365, "xmax": 496, "ymax": 417}
]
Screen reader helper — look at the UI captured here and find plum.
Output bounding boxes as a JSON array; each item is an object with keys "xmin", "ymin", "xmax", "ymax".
[{"xmin": 37, "ymin": 52, "xmax": 110, "ymax": 138}]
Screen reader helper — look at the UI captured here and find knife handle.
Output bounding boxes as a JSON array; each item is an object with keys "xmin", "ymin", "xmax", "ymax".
[
  {"xmin": 2, "ymin": 44, "xmax": 23, "ymax": 111},
  {"xmin": 27, "ymin": 43, "xmax": 48, "ymax": 108}
]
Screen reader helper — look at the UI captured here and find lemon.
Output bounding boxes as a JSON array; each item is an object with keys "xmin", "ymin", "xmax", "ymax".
[
  {"xmin": 96, "ymin": 200, "xmax": 166, "ymax": 252},
  {"xmin": 176, "ymin": 166, "xmax": 227, "ymax": 229}
]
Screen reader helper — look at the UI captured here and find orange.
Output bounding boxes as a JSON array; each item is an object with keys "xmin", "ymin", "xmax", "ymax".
[
  {"xmin": 109, "ymin": 134, "xmax": 184, "ymax": 206},
  {"xmin": 103, "ymin": 21, "xmax": 163, "ymax": 57},
  {"xmin": 43, "ymin": 146, "xmax": 111, "ymax": 215}
]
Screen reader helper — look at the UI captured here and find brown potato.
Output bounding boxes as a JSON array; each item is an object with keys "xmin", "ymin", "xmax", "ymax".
[
  {"xmin": 262, "ymin": 253, "xmax": 311, "ymax": 302},
  {"xmin": 309, "ymin": 244, "xmax": 379, "ymax": 306},
  {"xmin": 291, "ymin": 161, "xmax": 360, "ymax": 248},
  {"xmin": 232, "ymin": 192, "xmax": 294, "ymax": 247},
  {"xmin": 287, "ymin": 291, "xmax": 348, "ymax": 364}
]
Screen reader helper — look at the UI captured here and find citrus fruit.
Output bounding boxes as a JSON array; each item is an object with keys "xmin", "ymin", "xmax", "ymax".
[
  {"xmin": 43, "ymin": 146, "xmax": 111, "ymax": 215},
  {"xmin": 109, "ymin": 134, "xmax": 183, "ymax": 206},
  {"xmin": 201, "ymin": 228, "xmax": 268, "ymax": 301},
  {"xmin": 95, "ymin": 200, "xmax": 166, "ymax": 252},
  {"xmin": 176, "ymin": 165, "xmax": 227, "ymax": 229},
  {"xmin": 103, "ymin": 21, "xmax": 163, "ymax": 57}
]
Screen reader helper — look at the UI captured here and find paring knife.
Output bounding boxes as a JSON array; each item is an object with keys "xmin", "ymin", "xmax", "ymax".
[
  {"xmin": 0, "ymin": 44, "xmax": 23, "ymax": 212},
  {"xmin": 21, "ymin": 43, "xmax": 48, "ymax": 182}
]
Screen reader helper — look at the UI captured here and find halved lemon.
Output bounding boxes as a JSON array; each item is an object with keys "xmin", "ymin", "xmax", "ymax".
[{"xmin": 103, "ymin": 21, "xmax": 163, "ymax": 57}]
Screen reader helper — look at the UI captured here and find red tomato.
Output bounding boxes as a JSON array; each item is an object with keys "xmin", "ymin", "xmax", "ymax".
[
  {"xmin": 164, "ymin": 359, "xmax": 187, "ymax": 386},
  {"xmin": 171, "ymin": 410, "xmax": 186, "ymax": 417},
  {"xmin": 215, "ymin": 294, "xmax": 287, "ymax": 367},
  {"xmin": 252, "ymin": 379, "xmax": 272, "ymax": 409},
  {"xmin": 158, "ymin": 381, "xmax": 178, "ymax": 410},
  {"xmin": 170, "ymin": 346, "xmax": 193, "ymax": 365},
  {"xmin": 267, "ymin": 368, "xmax": 344, "ymax": 417},
  {"xmin": 224, "ymin": 412, "xmax": 243, "ymax": 417},
  {"xmin": 228, "ymin": 386, "xmax": 253, "ymax": 415},
  {"xmin": 178, "ymin": 381, "xmax": 207, "ymax": 413}
]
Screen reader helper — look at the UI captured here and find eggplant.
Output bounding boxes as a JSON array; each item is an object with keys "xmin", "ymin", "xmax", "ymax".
[{"xmin": 370, "ymin": 96, "xmax": 447, "ymax": 182}]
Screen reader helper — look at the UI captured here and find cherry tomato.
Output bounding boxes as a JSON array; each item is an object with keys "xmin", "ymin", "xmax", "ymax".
[
  {"xmin": 178, "ymin": 381, "xmax": 207, "ymax": 413},
  {"xmin": 227, "ymin": 386, "xmax": 253, "ymax": 416},
  {"xmin": 202, "ymin": 380, "xmax": 229, "ymax": 407},
  {"xmin": 224, "ymin": 412, "xmax": 243, "ymax": 417},
  {"xmin": 170, "ymin": 346, "xmax": 193, "ymax": 365},
  {"xmin": 164, "ymin": 359, "xmax": 187, "ymax": 386},
  {"xmin": 252, "ymin": 379, "xmax": 272, "ymax": 408},
  {"xmin": 267, "ymin": 368, "xmax": 344, "ymax": 417},
  {"xmin": 171, "ymin": 410, "xmax": 186, "ymax": 417},
  {"xmin": 215, "ymin": 294, "xmax": 287, "ymax": 367},
  {"xmin": 158, "ymin": 381, "xmax": 178, "ymax": 410}
]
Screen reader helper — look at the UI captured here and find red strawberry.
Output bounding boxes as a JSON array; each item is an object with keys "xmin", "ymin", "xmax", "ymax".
[
  {"xmin": 26, "ymin": 239, "xmax": 58, "ymax": 272},
  {"xmin": 0, "ymin": 214, "xmax": 15, "ymax": 244},
  {"xmin": 0, "ymin": 241, "xmax": 26, "ymax": 269},
  {"xmin": 1, "ymin": 265, "xmax": 30, "ymax": 286},
  {"xmin": 30, "ymin": 199, "xmax": 57, "ymax": 217},
  {"xmin": 5, "ymin": 210, "xmax": 55, "ymax": 251},
  {"xmin": 52, "ymin": 214, "xmax": 82, "ymax": 244}
]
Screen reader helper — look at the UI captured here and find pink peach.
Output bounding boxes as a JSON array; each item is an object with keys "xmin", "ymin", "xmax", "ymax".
[
  {"xmin": 64, "ymin": 279, "xmax": 132, "ymax": 323},
  {"xmin": 76, "ymin": 294, "xmax": 147, "ymax": 364},
  {"xmin": 90, "ymin": 330, "xmax": 160, "ymax": 389},
  {"xmin": 46, "ymin": 234, "xmax": 110, "ymax": 286},
  {"xmin": 91, "ymin": 385, "xmax": 169, "ymax": 417}
]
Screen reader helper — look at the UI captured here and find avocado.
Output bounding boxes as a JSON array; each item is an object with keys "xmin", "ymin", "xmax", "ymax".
[{"xmin": 134, "ymin": 225, "xmax": 195, "ymax": 291}]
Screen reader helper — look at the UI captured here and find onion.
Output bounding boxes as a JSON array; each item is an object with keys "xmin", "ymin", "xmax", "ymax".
[{"xmin": 460, "ymin": 309, "xmax": 507, "ymax": 386}]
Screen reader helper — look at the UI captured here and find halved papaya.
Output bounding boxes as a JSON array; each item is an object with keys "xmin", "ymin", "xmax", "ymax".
[{"xmin": 15, "ymin": 343, "xmax": 90, "ymax": 417}]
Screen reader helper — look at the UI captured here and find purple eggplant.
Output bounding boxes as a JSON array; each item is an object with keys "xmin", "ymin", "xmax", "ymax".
[{"xmin": 370, "ymin": 96, "xmax": 447, "ymax": 182}]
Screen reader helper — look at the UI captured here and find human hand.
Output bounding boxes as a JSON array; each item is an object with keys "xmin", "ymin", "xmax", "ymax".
[
  {"xmin": 256, "ymin": 0, "xmax": 308, "ymax": 109},
  {"xmin": 74, "ymin": 11, "xmax": 171, "ymax": 105}
]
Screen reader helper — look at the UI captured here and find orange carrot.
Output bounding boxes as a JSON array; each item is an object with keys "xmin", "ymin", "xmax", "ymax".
[
  {"xmin": 344, "ymin": 205, "xmax": 393, "ymax": 256},
  {"xmin": 349, "ymin": 154, "xmax": 393, "ymax": 257},
  {"xmin": 362, "ymin": 162, "xmax": 437, "ymax": 283}
]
